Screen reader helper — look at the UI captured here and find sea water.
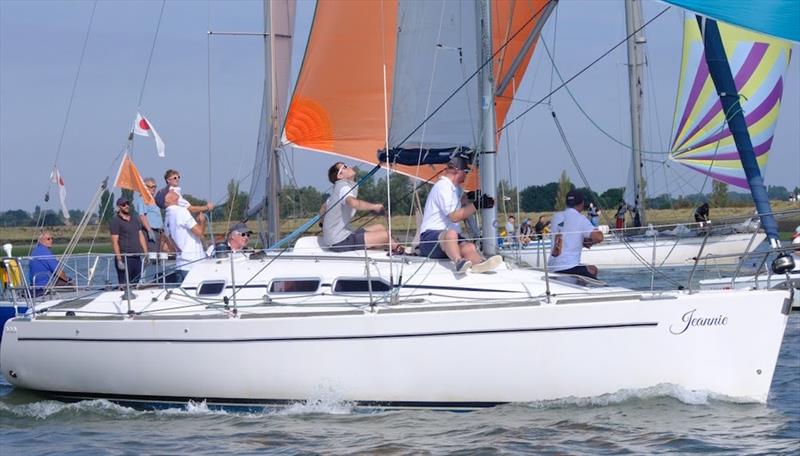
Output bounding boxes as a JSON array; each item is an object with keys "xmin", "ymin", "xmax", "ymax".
[{"xmin": 1, "ymin": 273, "xmax": 798, "ymax": 454}]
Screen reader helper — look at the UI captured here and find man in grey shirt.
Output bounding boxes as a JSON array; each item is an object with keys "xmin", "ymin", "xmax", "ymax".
[{"xmin": 319, "ymin": 162, "xmax": 401, "ymax": 253}]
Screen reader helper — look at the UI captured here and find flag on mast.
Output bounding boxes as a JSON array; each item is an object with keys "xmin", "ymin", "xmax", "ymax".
[
  {"xmin": 114, "ymin": 153, "xmax": 155, "ymax": 206},
  {"xmin": 49, "ymin": 168, "xmax": 70, "ymax": 220},
  {"xmin": 132, "ymin": 112, "xmax": 165, "ymax": 157}
]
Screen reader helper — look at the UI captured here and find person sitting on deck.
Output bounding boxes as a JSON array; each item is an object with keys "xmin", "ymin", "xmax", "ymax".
[
  {"xmin": 547, "ymin": 190, "xmax": 604, "ymax": 279},
  {"xmin": 28, "ymin": 231, "xmax": 73, "ymax": 297},
  {"xmin": 418, "ymin": 155, "xmax": 503, "ymax": 274},
  {"xmin": 207, "ymin": 222, "xmax": 252, "ymax": 257},
  {"xmin": 319, "ymin": 162, "xmax": 402, "ymax": 253}
]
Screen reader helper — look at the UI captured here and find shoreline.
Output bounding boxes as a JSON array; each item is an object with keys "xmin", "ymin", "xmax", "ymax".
[{"xmin": 1, "ymin": 202, "xmax": 797, "ymax": 249}]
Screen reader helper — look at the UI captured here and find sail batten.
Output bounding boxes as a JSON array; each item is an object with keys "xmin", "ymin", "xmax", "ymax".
[{"xmin": 669, "ymin": 16, "xmax": 791, "ymax": 189}]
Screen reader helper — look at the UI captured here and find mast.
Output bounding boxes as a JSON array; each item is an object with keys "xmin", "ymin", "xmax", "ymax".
[
  {"xmin": 478, "ymin": 0, "xmax": 498, "ymax": 256},
  {"xmin": 624, "ymin": 0, "xmax": 647, "ymax": 226},
  {"xmin": 264, "ymin": 0, "xmax": 281, "ymax": 246}
]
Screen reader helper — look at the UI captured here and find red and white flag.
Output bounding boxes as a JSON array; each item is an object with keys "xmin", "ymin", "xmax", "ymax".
[
  {"xmin": 50, "ymin": 168, "xmax": 70, "ymax": 220},
  {"xmin": 133, "ymin": 112, "xmax": 165, "ymax": 157}
]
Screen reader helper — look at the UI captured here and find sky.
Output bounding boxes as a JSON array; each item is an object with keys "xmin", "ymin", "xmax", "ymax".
[{"xmin": 1, "ymin": 0, "xmax": 798, "ymax": 214}]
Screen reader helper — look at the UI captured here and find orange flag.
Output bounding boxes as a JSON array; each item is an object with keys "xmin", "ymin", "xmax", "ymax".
[{"xmin": 113, "ymin": 153, "xmax": 155, "ymax": 206}]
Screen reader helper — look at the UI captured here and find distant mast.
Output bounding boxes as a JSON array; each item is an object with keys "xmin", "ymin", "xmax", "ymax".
[
  {"xmin": 478, "ymin": 0, "xmax": 498, "ymax": 256},
  {"xmin": 624, "ymin": 0, "xmax": 647, "ymax": 226},
  {"xmin": 265, "ymin": 0, "xmax": 281, "ymax": 246}
]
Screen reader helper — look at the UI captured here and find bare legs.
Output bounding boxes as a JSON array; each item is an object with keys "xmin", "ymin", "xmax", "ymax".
[
  {"xmin": 363, "ymin": 224, "xmax": 400, "ymax": 251},
  {"xmin": 439, "ymin": 230, "xmax": 482, "ymax": 264}
]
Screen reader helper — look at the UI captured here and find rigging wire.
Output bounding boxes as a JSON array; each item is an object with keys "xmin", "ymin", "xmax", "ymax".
[
  {"xmin": 135, "ymin": 0, "xmax": 167, "ymax": 109},
  {"xmin": 500, "ymin": 5, "xmax": 671, "ymax": 133},
  {"xmin": 392, "ymin": 0, "xmax": 555, "ymax": 149},
  {"xmin": 31, "ymin": 0, "xmax": 99, "ymax": 255},
  {"xmin": 537, "ymin": 33, "xmax": 669, "ymax": 155}
]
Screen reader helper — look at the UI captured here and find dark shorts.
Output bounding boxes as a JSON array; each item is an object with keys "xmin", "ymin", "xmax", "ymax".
[
  {"xmin": 329, "ymin": 228, "xmax": 367, "ymax": 252},
  {"xmin": 419, "ymin": 230, "xmax": 467, "ymax": 259},
  {"xmin": 555, "ymin": 265, "xmax": 596, "ymax": 279}
]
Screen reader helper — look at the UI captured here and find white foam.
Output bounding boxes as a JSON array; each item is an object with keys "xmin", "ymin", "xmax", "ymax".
[
  {"xmin": 277, "ymin": 386, "xmax": 354, "ymax": 415},
  {"xmin": 520, "ymin": 383, "xmax": 760, "ymax": 409},
  {"xmin": 0, "ymin": 399, "xmax": 138, "ymax": 420},
  {"xmin": 156, "ymin": 400, "xmax": 229, "ymax": 416}
]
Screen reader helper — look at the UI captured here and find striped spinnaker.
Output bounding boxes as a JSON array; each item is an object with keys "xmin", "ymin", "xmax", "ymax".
[{"xmin": 669, "ymin": 17, "xmax": 792, "ymax": 189}]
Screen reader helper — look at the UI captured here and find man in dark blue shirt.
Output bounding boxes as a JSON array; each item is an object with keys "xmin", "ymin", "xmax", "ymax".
[{"xmin": 28, "ymin": 231, "xmax": 72, "ymax": 296}]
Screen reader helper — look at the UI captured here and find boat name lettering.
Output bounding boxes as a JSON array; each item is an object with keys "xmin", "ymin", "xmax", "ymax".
[{"xmin": 669, "ymin": 309, "xmax": 728, "ymax": 335}]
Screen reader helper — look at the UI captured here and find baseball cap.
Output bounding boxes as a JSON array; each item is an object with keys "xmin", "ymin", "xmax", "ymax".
[
  {"xmin": 447, "ymin": 155, "xmax": 470, "ymax": 171},
  {"xmin": 228, "ymin": 222, "xmax": 252, "ymax": 235},
  {"xmin": 566, "ymin": 189, "xmax": 584, "ymax": 207},
  {"xmin": 116, "ymin": 197, "xmax": 130, "ymax": 206}
]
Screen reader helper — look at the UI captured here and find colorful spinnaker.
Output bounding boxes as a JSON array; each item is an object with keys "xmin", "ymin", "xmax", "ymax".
[
  {"xmin": 669, "ymin": 16, "xmax": 792, "ymax": 189},
  {"xmin": 283, "ymin": 0, "xmax": 553, "ymax": 189}
]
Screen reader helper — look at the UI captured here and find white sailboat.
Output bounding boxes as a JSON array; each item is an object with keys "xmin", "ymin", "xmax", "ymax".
[{"xmin": 1, "ymin": 0, "xmax": 794, "ymax": 408}]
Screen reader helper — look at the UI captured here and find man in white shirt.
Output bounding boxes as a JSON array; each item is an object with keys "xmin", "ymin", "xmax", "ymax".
[
  {"xmin": 164, "ymin": 190, "xmax": 207, "ymax": 282},
  {"xmin": 548, "ymin": 189, "xmax": 604, "ymax": 279},
  {"xmin": 320, "ymin": 162, "xmax": 401, "ymax": 253},
  {"xmin": 418, "ymin": 155, "xmax": 503, "ymax": 274}
]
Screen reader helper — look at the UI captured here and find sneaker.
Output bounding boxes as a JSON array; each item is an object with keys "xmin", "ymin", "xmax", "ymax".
[
  {"xmin": 471, "ymin": 255, "xmax": 503, "ymax": 273},
  {"xmin": 454, "ymin": 258, "xmax": 472, "ymax": 274}
]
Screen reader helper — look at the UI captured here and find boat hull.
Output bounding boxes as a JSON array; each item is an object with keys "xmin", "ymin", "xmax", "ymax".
[
  {"xmin": 509, "ymin": 232, "xmax": 766, "ymax": 269},
  {"xmin": 1, "ymin": 289, "xmax": 788, "ymax": 408}
]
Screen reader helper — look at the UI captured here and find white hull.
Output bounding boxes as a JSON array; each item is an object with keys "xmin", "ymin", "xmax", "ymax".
[
  {"xmin": 508, "ymin": 232, "xmax": 766, "ymax": 270},
  {"xmin": 0, "ymin": 238, "xmax": 790, "ymax": 408}
]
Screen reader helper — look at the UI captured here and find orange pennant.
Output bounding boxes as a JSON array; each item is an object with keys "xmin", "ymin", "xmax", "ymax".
[{"xmin": 113, "ymin": 153, "xmax": 155, "ymax": 206}]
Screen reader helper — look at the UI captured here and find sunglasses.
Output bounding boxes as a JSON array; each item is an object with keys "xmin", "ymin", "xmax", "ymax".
[
  {"xmin": 146, "ymin": 185, "xmax": 157, "ymax": 189},
  {"xmin": 240, "ymin": 232, "xmax": 251, "ymax": 238},
  {"xmin": 119, "ymin": 203, "xmax": 130, "ymax": 207}
]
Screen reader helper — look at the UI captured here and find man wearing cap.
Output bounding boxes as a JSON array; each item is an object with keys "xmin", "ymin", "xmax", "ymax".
[
  {"xmin": 320, "ymin": 162, "xmax": 402, "ymax": 253},
  {"xmin": 109, "ymin": 196, "xmax": 148, "ymax": 286},
  {"xmin": 548, "ymin": 189, "xmax": 604, "ymax": 279},
  {"xmin": 418, "ymin": 155, "xmax": 503, "ymax": 274},
  {"xmin": 164, "ymin": 190, "xmax": 207, "ymax": 281},
  {"xmin": 207, "ymin": 222, "xmax": 252, "ymax": 257}
]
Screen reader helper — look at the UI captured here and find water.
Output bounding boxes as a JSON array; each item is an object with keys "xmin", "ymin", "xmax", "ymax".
[
  {"xmin": 0, "ymin": 317, "xmax": 797, "ymax": 455},
  {"xmin": 1, "ymin": 263, "xmax": 798, "ymax": 454}
]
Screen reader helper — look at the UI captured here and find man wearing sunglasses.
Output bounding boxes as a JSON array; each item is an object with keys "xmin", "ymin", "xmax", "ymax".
[
  {"xmin": 418, "ymin": 155, "xmax": 503, "ymax": 274},
  {"xmin": 154, "ymin": 169, "xmax": 214, "ymax": 215},
  {"xmin": 319, "ymin": 162, "xmax": 402, "ymax": 253},
  {"xmin": 28, "ymin": 231, "xmax": 73, "ymax": 297},
  {"xmin": 109, "ymin": 197, "xmax": 148, "ymax": 287},
  {"xmin": 207, "ymin": 222, "xmax": 252, "ymax": 257}
]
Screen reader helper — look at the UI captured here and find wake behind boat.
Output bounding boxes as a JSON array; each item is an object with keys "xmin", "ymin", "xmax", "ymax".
[{"xmin": 1, "ymin": 238, "xmax": 792, "ymax": 408}]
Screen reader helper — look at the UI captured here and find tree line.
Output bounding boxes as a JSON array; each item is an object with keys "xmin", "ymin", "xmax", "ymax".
[{"xmin": 1, "ymin": 172, "xmax": 797, "ymax": 227}]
